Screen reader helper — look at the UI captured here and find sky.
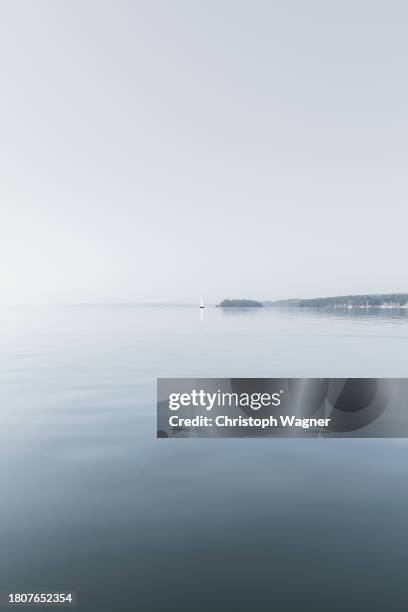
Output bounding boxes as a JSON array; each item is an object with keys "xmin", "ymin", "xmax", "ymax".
[{"xmin": 0, "ymin": 0, "xmax": 407, "ymax": 305}]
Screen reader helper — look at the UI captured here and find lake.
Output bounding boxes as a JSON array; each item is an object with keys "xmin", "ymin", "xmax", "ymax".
[{"xmin": 0, "ymin": 305, "xmax": 407, "ymax": 611}]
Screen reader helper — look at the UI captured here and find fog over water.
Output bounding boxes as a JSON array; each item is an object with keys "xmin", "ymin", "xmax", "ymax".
[{"xmin": 1, "ymin": 1, "xmax": 408, "ymax": 609}]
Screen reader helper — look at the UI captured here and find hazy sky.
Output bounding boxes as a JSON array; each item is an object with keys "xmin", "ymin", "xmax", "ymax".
[{"xmin": 1, "ymin": 1, "xmax": 407, "ymax": 304}]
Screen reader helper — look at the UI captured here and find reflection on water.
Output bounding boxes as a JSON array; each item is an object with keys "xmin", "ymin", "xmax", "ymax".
[
  {"xmin": 218, "ymin": 304, "xmax": 408, "ymax": 322},
  {"xmin": 291, "ymin": 305, "xmax": 408, "ymax": 322},
  {"xmin": 0, "ymin": 306, "xmax": 408, "ymax": 611}
]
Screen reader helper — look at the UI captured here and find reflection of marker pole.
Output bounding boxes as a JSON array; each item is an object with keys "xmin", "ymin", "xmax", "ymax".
[{"xmin": 200, "ymin": 296, "xmax": 204, "ymax": 322}]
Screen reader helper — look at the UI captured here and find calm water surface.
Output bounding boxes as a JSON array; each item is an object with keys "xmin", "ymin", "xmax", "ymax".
[{"xmin": 0, "ymin": 306, "xmax": 407, "ymax": 611}]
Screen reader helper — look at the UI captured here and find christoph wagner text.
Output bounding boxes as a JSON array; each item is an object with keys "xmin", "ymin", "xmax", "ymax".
[
  {"xmin": 169, "ymin": 390, "xmax": 282, "ymax": 411},
  {"xmin": 168, "ymin": 415, "xmax": 331, "ymax": 429}
]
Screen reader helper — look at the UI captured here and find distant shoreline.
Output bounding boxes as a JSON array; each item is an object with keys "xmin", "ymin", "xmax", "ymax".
[{"xmin": 218, "ymin": 293, "xmax": 408, "ymax": 308}]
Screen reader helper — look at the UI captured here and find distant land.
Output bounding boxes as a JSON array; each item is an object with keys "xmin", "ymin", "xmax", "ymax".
[
  {"xmin": 295, "ymin": 293, "xmax": 408, "ymax": 308},
  {"xmin": 263, "ymin": 298, "xmax": 301, "ymax": 307},
  {"xmin": 218, "ymin": 294, "xmax": 408, "ymax": 308},
  {"xmin": 217, "ymin": 299, "xmax": 263, "ymax": 308}
]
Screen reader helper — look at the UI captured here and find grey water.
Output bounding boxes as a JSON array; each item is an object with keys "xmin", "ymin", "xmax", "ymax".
[{"xmin": 0, "ymin": 305, "xmax": 407, "ymax": 611}]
